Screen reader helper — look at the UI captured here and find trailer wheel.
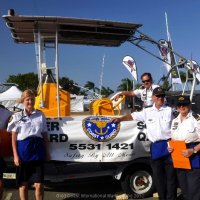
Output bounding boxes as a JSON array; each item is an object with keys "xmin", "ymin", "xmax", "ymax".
[{"xmin": 121, "ymin": 168, "xmax": 154, "ymax": 199}]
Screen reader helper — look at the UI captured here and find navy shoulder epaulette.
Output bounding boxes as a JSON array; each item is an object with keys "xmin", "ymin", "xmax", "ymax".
[
  {"xmin": 192, "ymin": 112, "xmax": 200, "ymax": 121},
  {"xmin": 13, "ymin": 108, "xmax": 23, "ymax": 113},
  {"xmin": 144, "ymin": 105, "xmax": 153, "ymax": 109}
]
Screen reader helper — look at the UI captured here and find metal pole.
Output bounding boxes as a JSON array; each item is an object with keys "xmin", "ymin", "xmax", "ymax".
[
  {"xmin": 55, "ymin": 29, "xmax": 60, "ymax": 117},
  {"xmin": 38, "ymin": 31, "xmax": 44, "ymax": 107},
  {"xmin": 132, "ymin": 79, "xmax": 135, "ymax": 109},
  {"xmin": 190, "ymin": 72, "xmax": 196, "ymax": 102}
]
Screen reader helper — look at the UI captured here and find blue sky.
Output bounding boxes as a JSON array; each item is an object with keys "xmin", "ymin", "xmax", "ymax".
[{"xmin": 1, "ymin": 0, "xmax": 200, "ymax": 91}]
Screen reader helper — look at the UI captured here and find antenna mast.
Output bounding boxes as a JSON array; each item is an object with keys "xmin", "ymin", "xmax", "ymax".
[{"xmin": 99, "ymin": 54, "xmax": 105, "ymax": 95}]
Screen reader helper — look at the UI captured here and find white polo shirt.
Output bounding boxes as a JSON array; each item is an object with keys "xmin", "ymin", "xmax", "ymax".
[
  {"xmin": 0, "ymin": 107, "xmax": 12, "ymax": 129},
  {"xmin": 7, "ymin": 109, "xmax": 47, "ymax": 140},
  {"xmin": 131, "ymin": 104, "xmax": 173, "ymax": 142},
  {"xmin": 134, "ymin": 84, "xmax": 159, "ymax": 107},
  {"xmin": 171, "ymin": 111, "xmax": 200, "ymax": 143}
]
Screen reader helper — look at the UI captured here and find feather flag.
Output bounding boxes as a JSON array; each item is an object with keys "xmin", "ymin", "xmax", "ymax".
[
  {"xmin": 158, "ymin": 13, "xmax": 182, "ymax": 85},
  {"xmin": 122, "ymin": 55, "xmax": 137, "ymax": 81},
  {"xmin": 186, "ymin": 60, "xmax": 200, "ymax": 82},
  {"xmin": 158, "ymin": 39, "xmax": 171, "ymax": 72},
  {"xmin": 168, "ymin": 40, "xmax": 182, "ymax": 84},
  {"xmin": 158, "ymin": 39, "xmax": 182, "ymax": 84}
]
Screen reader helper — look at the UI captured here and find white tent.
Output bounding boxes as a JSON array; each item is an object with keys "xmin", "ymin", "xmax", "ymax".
[
  {"xmin": 70, "ymin": 94, "xmax": 84, "ymax": 112},
  {"xmin": 0, "ymin": 86, "xmax": 23, "ymax": 111}
]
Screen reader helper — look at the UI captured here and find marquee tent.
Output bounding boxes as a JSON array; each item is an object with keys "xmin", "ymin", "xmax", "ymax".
[{"xmin": 0, "ymin": 86, "xmax": 23, "ymax": 111}]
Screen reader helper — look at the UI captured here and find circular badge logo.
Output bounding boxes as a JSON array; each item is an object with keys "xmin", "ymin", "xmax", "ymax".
[{"xmin": 82, "ymin": 116, "xmax": 120, "ymax": 142}]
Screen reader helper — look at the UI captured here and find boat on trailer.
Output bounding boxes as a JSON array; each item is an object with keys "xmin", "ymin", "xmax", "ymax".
[{"xmin": 2, "ymin": 9, "xmax": 200, "ymax": 198}]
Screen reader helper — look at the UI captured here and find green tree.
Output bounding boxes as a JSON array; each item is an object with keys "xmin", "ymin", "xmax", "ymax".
[
  {"xmin": 100, "ymin": 86, "xmax": 114, "ymax": 97},
  {"xmin": 6, "ymin": 73, "xmax": 38, "ymax": 91},
  {"xmin": 117, "ymin": 78, "xmax": 133, "ymax": 91},
  {"xmin": 158, "ymin": 71, "xmax": 195, "ymax": 90},
  {"xmin": 59, "ymin": 77, "xmax": 80, "ymax": 94},
  {"xmin": 6, "ymin": 73, "xmax": 115, "ymax": 97},
  {"xmin": 158, "ymin": 75, "xmax": 169, "ymax": 90},
  {"xmin": 179, "ymin": 70, "xmax": 199, "ymax": 84},
  {"xmin": 84, "ymin": 81, "xmax": 100, "ymax": 95},
  {"xmin": 84, "ymin": 81, "xmax": 95, "ymax": 92},
  {"xmin": 179, "ymin": 71, "xmax": 186, "ymax": 83}
]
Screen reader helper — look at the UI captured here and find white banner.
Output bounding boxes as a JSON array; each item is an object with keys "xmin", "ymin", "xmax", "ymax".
[
  {"xmin": 122, "ymin": 55, "xmax": 137, "ymax": 81},
  {"xmin": 158, "ymin": 39, "xmax": 182, "ymax": 84},
  {"xmin": 47, "ymin": 116, "xmax": 150, "ymax": 162},
  {"xmin": 186, "ymin": 60, "xmax": 200, "ymax": 82}
]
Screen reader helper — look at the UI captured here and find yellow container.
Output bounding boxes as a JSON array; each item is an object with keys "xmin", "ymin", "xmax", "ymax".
[
  {"xmin": 90, "ymin": 98, "xmax": 114, "ymax": 116},
  {"xmin": 35, "ymin": 83, "xmax": 70, "ymax": 117}
]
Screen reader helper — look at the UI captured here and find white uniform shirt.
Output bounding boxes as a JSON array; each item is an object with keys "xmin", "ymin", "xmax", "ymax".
[
  {"xmin": 134, "ymin": 84, "xmax": 159, "ymax": 107},
  {"xmin": 171, "ymin": 111, "xmax": 200, "ymax": 143},
  {"xmin": 0, "ymin": 107, "xmax": 12, "ymax": 129},
  {"xmin": 131, "ymin": 104, "xmax": 173, "ymax": 142},
  {"xmin": 7, "ymin": 109, "xmax": 47, "ymax": 141}
]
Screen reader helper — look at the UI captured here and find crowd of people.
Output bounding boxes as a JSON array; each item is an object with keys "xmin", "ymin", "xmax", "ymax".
[
  {"xmin": 112, "ymin": 72, "xmax": 200, "ymax": 200},
  {"xmin": 0, "ymin": 72, "xmax": 199, "ymax": 200}
]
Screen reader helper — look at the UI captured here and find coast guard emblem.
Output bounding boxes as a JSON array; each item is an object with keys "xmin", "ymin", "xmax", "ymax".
[{"xmin": 82, "ymin": 116, "xmax": 120, "ymax": 142}]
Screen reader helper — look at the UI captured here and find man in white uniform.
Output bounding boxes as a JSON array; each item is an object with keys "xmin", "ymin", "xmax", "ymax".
[
  {"xmin": 111, "ymin": 87, "xmax": 177, "ymax": 200},
  {"xmin": 115, "ymin": 72, "xmax": 159, "ymax": 108}
]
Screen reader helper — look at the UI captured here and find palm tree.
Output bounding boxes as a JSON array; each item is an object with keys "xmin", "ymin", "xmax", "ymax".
[
  {"xmin": 59, "ymin": 77, "xmax": 80, "ymax": 94},
  {"xmin": 84, "ymin": 81, "xmax": 95, "ymax": 92},
  {"xmin": 117, "ymin": 78, "xmax": 137, "ymax": 91},
  {"xmin": 100, "ymin": 86, "xmax": 114, "ymax": 97},
  {"xmin": 84, "ymin": 81, "xmax": 100, "ymax": 97},
  {"xmin": 158, "ymin": 71, "xmax": 192, "ymax": 90}
]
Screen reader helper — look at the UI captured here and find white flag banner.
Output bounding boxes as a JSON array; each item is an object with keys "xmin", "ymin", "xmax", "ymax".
[
  {"xmin": 47, "ymin": 116, "xmax": 150, "ymax": 162},
  {"xmin": 158, "ymin": 39, "xmax": 171, "ymax": 72},
  {"xmin": 158, "ymin": 39, "xmax": 182, "ymax": 84},
  {"xmin": 122, "ymin": 55, "xmax": 137, "ymax": 81},
  {"xmin": 186, "ymin": 60, "xmax": 200, "ymax": 82}
]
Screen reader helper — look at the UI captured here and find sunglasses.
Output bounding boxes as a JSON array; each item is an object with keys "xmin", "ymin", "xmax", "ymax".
[
  {"xmin": 155, "ymin": 94, "xmax": 165, "ymax": 98},
  {"xmin": 142, "ymin": 79, "xmax": 151, "ymax": 83}
]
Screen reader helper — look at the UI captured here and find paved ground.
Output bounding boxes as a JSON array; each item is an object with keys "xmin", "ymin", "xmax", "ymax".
[
  {"xmin": 2, "ymin": 178, "xmax": 159, "ymax": 200},
  {"xmin": 2, "ymin": 176, "xmax": 182, "ymax": 200}
]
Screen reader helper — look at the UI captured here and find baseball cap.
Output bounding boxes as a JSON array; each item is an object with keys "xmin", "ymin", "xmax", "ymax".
[
  {"xmin": 152, "ymin": 87, "xmax": 165, "ymax": 96},
  {"xmin": 176, "ymin": 95, "xmax": 191, "ymax": 106}
]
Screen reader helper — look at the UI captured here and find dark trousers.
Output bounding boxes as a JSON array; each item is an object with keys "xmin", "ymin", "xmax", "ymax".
[
  {"xmin": 151, "ymin": 156, "xmax": 177, "ymax": 200},
  {"xmin": 177, "ymin": 168, "xmax": 200, "ymax": 200}
]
